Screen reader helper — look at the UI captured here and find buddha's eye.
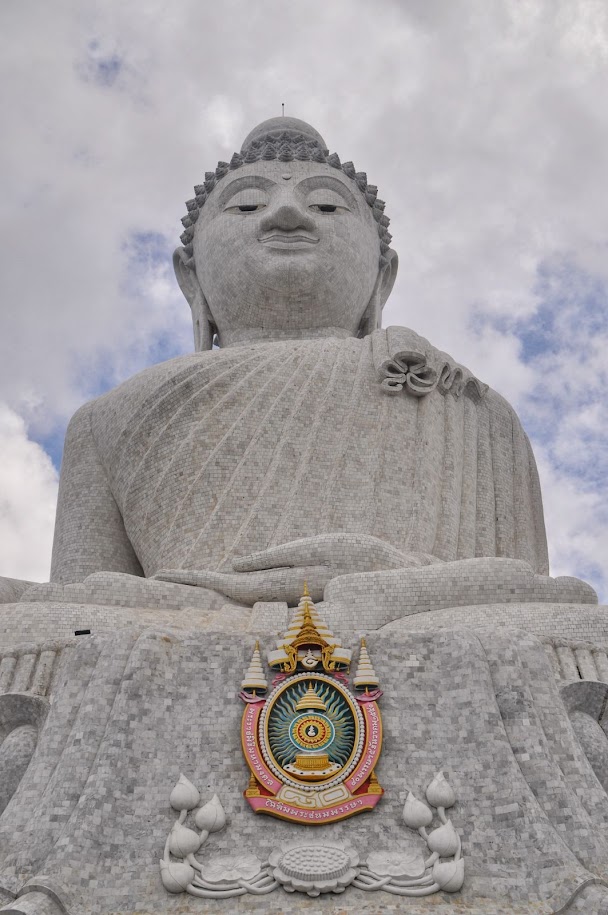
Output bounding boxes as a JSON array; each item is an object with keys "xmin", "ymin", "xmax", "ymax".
[
  {"xmin": 309, "ymin": 204, "xmax": 338, "ymax": 214},
  {"xmin": 306, "ymin": 189, "xmax": 350, "ymax": 214},
  {"xmin": 224, "ymin": 203, "xmax": 267, "ymax": 214}
]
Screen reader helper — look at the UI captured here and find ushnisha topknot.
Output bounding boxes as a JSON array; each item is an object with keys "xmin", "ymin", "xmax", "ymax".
[{"xmin": 179, "ymin": 117, "xmax": 392, "ymax": 270}]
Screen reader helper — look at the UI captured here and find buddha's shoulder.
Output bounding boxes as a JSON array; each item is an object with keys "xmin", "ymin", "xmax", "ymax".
[
  {"xmin": 103, "ymin": 352, "xmax": 211, "ymax": 403},
  {"xmin": 69, "ymin": 342, "xmax": 302, "ymax": 431},
  {"xmin": 64, "ymin": 352, "xmax": 214, "ymax": 437},
  {"xmin": 378, "ymin": 326, "xmax": 521, "ymax": 417}
]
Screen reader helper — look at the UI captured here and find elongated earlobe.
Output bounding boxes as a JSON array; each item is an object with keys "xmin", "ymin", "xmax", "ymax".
[
  {"xmin": 173, "ymin": 248, "xmax": 216, "ymax": 351},
  {"xmin": 358, "ymin": 249, "xmax": 399, "ymax": 337}
]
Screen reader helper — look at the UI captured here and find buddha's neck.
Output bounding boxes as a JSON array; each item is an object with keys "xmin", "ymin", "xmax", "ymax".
[{"xmin": 216, "ymin": 326, "xmax": 356, "ymax": 348}]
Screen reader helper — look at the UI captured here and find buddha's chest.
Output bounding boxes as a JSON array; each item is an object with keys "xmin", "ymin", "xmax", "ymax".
[{"xmin": 103, "ymin": 343, "xmax": 429, "ymax": 569}]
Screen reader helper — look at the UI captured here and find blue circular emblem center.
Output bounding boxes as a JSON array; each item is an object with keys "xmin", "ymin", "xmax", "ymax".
[{"xmin": 288, "ymin": 712, "xmax": 335, "ymax": 752}]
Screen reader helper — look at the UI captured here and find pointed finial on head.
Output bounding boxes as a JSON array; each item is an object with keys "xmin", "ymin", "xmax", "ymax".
[{"xmin": 302, "ymin": 580, "xmax": 310, "ymax": 598}]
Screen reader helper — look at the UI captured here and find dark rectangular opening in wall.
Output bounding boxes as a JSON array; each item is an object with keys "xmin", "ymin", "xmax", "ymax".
[{"xmin": 74, "ymin": 629, "xmax": 91, "ymax": 636}]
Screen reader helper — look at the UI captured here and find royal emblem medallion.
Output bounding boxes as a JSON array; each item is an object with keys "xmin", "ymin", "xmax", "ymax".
[
  {"xmin": 162, "ymin": 585, "xmax": 464, "ymax": 899},
  {"xmin": 239, "ymin": 586, "xmax": 384, "ymax": 824}
]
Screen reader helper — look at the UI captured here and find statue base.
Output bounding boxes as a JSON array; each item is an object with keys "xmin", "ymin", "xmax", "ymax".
[{"xmin": 0, "ymin": 612, "xmax": 607, "ymax": 913}]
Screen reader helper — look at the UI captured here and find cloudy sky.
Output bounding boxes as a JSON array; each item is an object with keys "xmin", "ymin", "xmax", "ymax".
[{"xmin": 1, "ymin": 0, "xmax": 607, "ymax": 600}]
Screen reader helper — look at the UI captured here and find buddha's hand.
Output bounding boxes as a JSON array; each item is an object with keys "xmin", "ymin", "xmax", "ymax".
[{"xmin": 153, "ymin": 534, "xmax": 438, "ymax": 604}]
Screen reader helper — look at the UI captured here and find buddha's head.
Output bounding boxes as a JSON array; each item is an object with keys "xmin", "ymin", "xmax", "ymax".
[{"xmin": 174, "ymin": 117, "xmax": 398, "ymax": 349}]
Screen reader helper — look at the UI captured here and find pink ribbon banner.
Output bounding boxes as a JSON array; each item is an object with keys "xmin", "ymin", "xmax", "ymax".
[
  {"xmin": 241, "ymin": 702, "xmax": 282, "ymax": 795},
  {"xmin": 247, "ymin": 791, "xmax": 382, "ymax": 822},
  {"xmin": 345, "ymin": 701, "xmax": 382, "ymax": 792}
]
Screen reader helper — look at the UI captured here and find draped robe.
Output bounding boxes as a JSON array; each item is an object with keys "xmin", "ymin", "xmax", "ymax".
[{"xmin": 51, "ymin": 327, "xmax": 548, "ymax": 583}]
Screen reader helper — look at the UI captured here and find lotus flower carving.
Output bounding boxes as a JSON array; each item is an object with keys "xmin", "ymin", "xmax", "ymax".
[
  {"xmin": 366, "ymin": 849, "xmax": 425, "ymax": 879},
  {"xmin": 159, "ymin": 860, "xmax": 195, "ymax": 893},
  {"xmin": 204, "ymin": 854, "xmax": 262, "ymax": 883},
  {"xmin": 425, "ymin": 772, "xmax": 455, "ymax": 809},
  {"xmin": 268, "ymin": 841, "xmax": 359, "ymax": 896},
  {"xmin": 169, "ymin": 774, "xmax": 200, "ymax": 812},
  {"xmin": 168, "ymin": 823, "xmax": 201, "ymax": 857},
  {"xmin": 432, "ymin": 857, "xmax": 465, "ymax": 892},
  {"xmin": 194, "ymin": 793, "xmax": 226, "ymax": 832},
  {"xmin": 402, "ymin": 791, "xmax": 434, "ymax": 829},
  {"xmin": 426, "ymin": 820, "xmax": 459, "ymax": 857},
  {"xmin": 160, "ymin": 768, "xmax": 465, "ymax": 899}
]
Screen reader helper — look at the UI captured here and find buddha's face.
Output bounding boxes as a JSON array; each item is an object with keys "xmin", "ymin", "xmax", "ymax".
[{"xmin": 188, "ymin": 160, "xmax": 392, "ymax": 345}]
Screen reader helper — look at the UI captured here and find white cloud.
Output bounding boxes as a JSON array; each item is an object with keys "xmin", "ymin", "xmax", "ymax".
[
  {"xmin": 0, "ymin": 0, "xmax": 607, "ymax": 598},
  {"xmin": 0, "ymin": 404, "xmax": 58, "ymax": 582},
  {"xmin": 535, "ymin": 446, "xmax": 608, "ymax": 597}
]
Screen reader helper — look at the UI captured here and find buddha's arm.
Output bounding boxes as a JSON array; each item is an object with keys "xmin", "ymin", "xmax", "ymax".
[{"xmin": 50, "ymin": 402, "xmax": 143, "ymax": 584}]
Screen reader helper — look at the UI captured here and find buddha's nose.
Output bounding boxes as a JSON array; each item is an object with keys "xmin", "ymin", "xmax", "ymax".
[{"xmin": 260, "ymin": 197, "xmax": 316, "ymax": 234}]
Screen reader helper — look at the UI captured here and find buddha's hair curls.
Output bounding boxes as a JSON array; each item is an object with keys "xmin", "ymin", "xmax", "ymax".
[{"xmin": 179, "ymin": 131, "xmax": 392, "ymax": 269}]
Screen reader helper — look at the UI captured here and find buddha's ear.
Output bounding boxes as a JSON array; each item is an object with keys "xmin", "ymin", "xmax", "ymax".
[
  {"xmin": 358, "ymin": 248, "xmax": 399, "ymax": 337},
  {"xmin": 378, "ymin": 248, "xmax": 398, "ymax": 309},
  {"xmin": 173, "ymin": 246, "xmax": 200, "ymax": 305},
  {"xmin": 173, "ymin": 247, "xmax": 215, "ymax": 351}
]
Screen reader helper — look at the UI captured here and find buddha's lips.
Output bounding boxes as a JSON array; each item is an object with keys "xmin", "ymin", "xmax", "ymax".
[{"xmin": 259, "ymin": 233, "xmax": 319, "ymax": 248}]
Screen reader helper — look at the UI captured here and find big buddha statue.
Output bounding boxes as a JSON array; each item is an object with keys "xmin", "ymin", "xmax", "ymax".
[
  {"xmin": 0, "ymin": 117, "xmax": 607, "ymax": 915},
  {"xmin": 0, "ymin": 116, "xmax": 595, "ymax": 615}
]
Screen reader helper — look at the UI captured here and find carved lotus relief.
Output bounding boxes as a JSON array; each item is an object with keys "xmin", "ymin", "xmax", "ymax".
[{"xmin": 160, "ymin": 771, "xmax": 464, "ymax": 899}]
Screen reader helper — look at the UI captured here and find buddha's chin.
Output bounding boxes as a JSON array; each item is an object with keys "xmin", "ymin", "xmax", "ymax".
[{"xmin": 211, "ymin": 290, "xmax": 364, "ymax": 343}]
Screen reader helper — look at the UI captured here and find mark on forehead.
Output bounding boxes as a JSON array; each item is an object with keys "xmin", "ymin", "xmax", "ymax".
[{"xmin": 281, "ymin": 174, "xmax": 292, "ymax": 181}]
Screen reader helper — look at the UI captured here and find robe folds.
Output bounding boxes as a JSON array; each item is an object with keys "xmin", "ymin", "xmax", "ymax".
[{"xmin": 51, "ymin": 327, "xmax": 548, "ymax": 582}]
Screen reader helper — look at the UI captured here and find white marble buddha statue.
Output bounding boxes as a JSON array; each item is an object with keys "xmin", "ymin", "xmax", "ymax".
[{"xmin": 1, "ymin": 117, "xmax": 596, "ymax": 612}]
